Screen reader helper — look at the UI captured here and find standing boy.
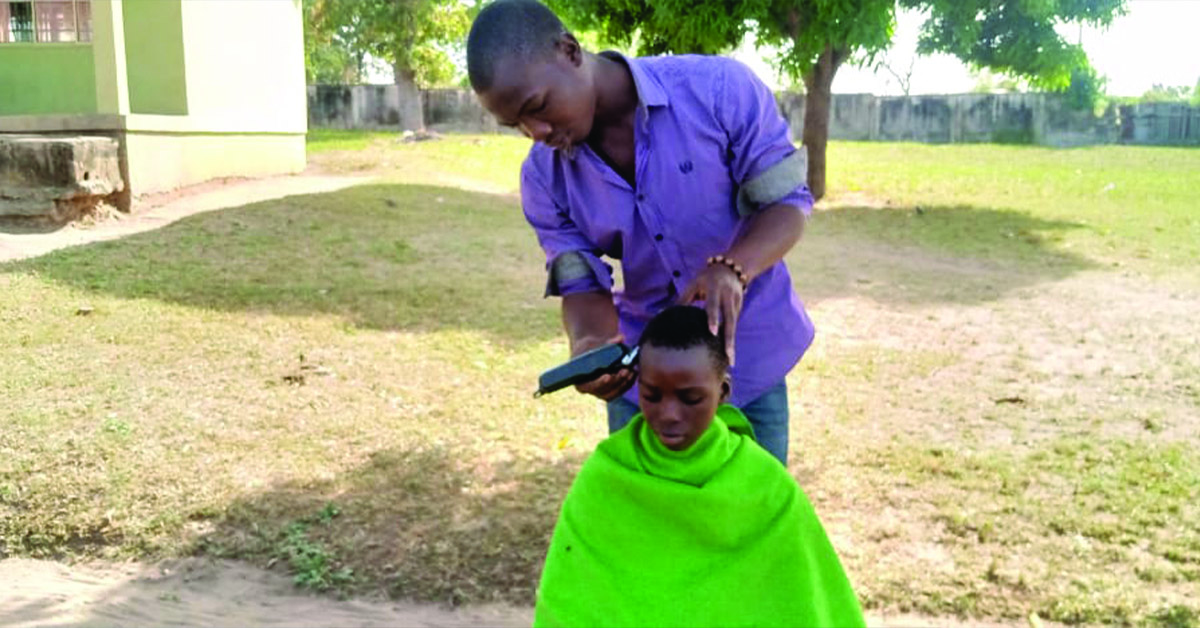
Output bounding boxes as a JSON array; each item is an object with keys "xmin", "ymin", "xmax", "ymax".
[{"xmin": 467, "ymin": 0, "xmax": 814, "ymax": 464}]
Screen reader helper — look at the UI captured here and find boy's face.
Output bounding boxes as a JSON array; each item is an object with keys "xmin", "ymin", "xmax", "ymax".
[
  {"xmin": 475, "ymin": 35, "xmax": 596, "ymax": 151},
  {"xmin": 638, "ymin": 344, "xmax": 730, "ymax": 451}
]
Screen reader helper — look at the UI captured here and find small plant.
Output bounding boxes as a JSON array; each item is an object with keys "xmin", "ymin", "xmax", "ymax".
[
  {"xmin": 101, "ymin": 416, "xmax": 132, "ymax": 436},
  {"xmin": 276, "ymin": 504, "xmax": 354, "ymax": 592},
  {"xmin": 315, "ymin": 502, "xmax": 340, "ymax": 525},
  {"xmin": 1148, "ymin": 604, "xmax": 1199, "ymax": 628}
]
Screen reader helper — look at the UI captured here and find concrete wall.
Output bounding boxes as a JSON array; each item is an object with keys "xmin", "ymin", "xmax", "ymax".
[
  {"xmin": 309, "ymin": 85, "xmax": 400, "ymax": 129},
  {"xmin": 122, "ymin": 0, "xmax": 188, "ymax": 115},
  {"xmin": 308, "ymin": 85, "xmax": 500, "ymax": 133},
  {"xmin": 1120, "ymin": 103, "xmax": 1200, "ymax": 145},
  {"xmin": 310, "ymin": 86, "xmax": 1198, "ymax": 147},
  {"xmin": 179, "ymin": 0, "xmax": 307, "ymax": 134},
  {"xmin": 123, "ymin": 132, "xmax": 305, "ymax": 195},
  {"xmin": 776, "ymin": 92, "xmax": 1121, "ymax": 147},
  {"xmin": 2, "ymin": 0, "xmax": 307, "ymax": 201},
  {"xmin": 114, "ymin": 0, "xmax": 307, "ymax": 194},
  {"xmin": 0, "ymin": 44, "xmax": 97, "ymax": 115},
  {"xmin": 423, "ymin": 89, "xmax": 501, "ymax": 133},
  {"xmin": 0, "ymin": 134, "xmax": 125, "ymax": 221}
]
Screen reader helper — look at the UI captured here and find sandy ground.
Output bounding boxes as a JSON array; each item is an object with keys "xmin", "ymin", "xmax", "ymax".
[
  {"xmin": 0, "ymin": 558, "xmax": 532, "ymax": 628},
  {"xmin": 0, "ymin": 175, "xmax": 372, "ymax": 263},
  {"xmin": 0, "ymin": 558, "xmax": 1045, "ymax": 628}
]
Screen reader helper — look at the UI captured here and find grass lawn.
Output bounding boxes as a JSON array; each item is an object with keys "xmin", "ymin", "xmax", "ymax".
[{"xmin": 2, "ymin": 133, "xmax": 1198, "ymax": 625}]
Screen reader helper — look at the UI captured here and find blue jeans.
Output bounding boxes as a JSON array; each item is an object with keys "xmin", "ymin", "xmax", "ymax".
[{"xmin": 606, "ymin": 381, "xmax": 790, "ymax": 465}]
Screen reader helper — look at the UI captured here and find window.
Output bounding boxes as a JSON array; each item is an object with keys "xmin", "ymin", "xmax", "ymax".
[
  {"xmin": 0, "ymin": 2, "xmax": 34, "ymax": 42},
  {"xmin": 0, "ymin": 0, "xmax": 90, "ymax": 43}
]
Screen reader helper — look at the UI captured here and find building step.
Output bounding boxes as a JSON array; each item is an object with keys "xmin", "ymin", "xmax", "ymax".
[{"xmin": 0, "ymin": 135, "xmax": 125, "ymax": 223}]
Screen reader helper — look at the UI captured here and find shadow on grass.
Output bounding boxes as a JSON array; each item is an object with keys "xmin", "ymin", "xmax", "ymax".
[
  {"xmin": 2, "ymin": 183, "xmax": 561, "ymax": 345},
  {"xmin": 794, "ymin": 204, "xmax": 1099, "ymax": 305},
  {"xmin": 0, "ymin": 219, "xmax": 65, "ymax": 235},
  {"xmin": 196, "ymin": 443, "xmax": 579, "ymax": 606},
  {"xmin": 4, "ymin": 188, "xmax": 1099, "ymax": 341}
]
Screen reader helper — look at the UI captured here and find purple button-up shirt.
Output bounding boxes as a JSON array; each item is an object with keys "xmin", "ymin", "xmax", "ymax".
[{"xmin": 520, "ymin": 53, "xmax": 815, "ymax": 406}]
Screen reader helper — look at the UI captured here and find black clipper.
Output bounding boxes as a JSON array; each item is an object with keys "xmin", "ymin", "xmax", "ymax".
[{"xmin": 534, "ymin": 343, "xmax": 640, "ymax": 398}]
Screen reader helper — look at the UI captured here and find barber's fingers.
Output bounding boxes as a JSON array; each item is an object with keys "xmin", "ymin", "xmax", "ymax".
[
  {"xmin": 721, "ymin": 290, "xmax": 741, "ymax": 366},
  {"xmin": 605, "ymin": 368, "xmax": 637, "ymax": 400},
  {"xmin": 575, "ymin": 374, "xmax": 610, "ymax": 396},
  {"xmin": 706, "ymin": 291, "xmax": 722, "ymax": 337},
  {"xmin": 575, "ymin": 368, "xmax": 636, "ymax": 401},
  {"xmin": 575, "ymin": 368, "xmax": 635, "ymax": 401},
  {"xmin": 597, "ymin": 368, "xmax": 636, "ymax": 401},
  {"xmin": 678, "ymin": 277, "xmax": 703, "ymax": 306}
]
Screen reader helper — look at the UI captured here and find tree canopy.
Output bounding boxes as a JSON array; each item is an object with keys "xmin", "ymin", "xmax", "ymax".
[
  {"xmin": 909, "ymin": 0, "xmax": 1123, "ymax": 90},
  {"xmin": 545, "ymin": 0, "xmax": 1127, "ymax": 199},
  {"xmin": 303, "ymin": 0, "xmax": 362, "ymax": 84},
  {"xmin": 305, "ymin": 0, "xmax": 469, "ymax": 88},
  {"xmin": 1140, "ymin": 83, "xmax": 1195, "ymax": 104}
]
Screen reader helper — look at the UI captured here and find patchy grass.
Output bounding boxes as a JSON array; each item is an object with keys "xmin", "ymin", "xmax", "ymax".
[
  {"xmin": 825, "ymin": 142, "xmax": 1200, "ymax": 273},
  {"xmin": 306, "ymin": 129, "xmax": 400, "ymax": 154},
  {"xmin": 308, "ymin": 133, "xmax": 527, "ymax": 195},
  {"xmin": 2, "ymin": 133, "xmax": 1198, "ymax": 623},
  {"xmin": 857, "ymin": 438, "xmax": 1200, "ymax": 624}
]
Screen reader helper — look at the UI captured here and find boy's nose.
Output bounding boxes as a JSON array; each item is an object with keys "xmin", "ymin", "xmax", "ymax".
[
  {"xmin": 521, "ymin": 119, "xmax": 552, "ymax": 142},
  {"xmin": 658, "ymin": 402, "xmax": 682, "ymax": 425}
]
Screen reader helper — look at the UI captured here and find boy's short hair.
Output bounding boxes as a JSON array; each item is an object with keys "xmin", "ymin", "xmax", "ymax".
[
  {"xmin": 467, "ymin": 0, "xmax": 568, "ymax": 92},
  {"xmin": 639, "ymin": 306, "xmax": 730, "ymax": 375}
]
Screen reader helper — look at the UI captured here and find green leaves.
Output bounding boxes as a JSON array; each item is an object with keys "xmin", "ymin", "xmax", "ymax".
[
  {"xmin": 305, "ymin": 0, "xmax": 469, "ymax": 87},
  {"xmin": 1065, "ymin": 63, "xmax": 1106, "ymax": 110},
  {"xmin": 551, "ymin": 0, "xmax": 1125, "ymax": 90},
  {"xmin": 303, "ymin": 0, "xmax": 361, "ymax": 83},
  {"xmin": 547, "ymin": 0, "xmax": 896, "ymax": 78},
  {"xmin": 908, "ymin": 0, "xmax": 1125, "ymax": 90}
]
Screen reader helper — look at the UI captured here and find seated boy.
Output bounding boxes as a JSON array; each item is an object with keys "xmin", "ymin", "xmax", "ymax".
[{"xmin": 534, "ymin": 305, "xmax": 864, "ymax": 627}]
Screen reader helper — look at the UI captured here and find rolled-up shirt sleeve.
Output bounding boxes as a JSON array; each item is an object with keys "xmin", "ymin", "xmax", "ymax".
[
  {"xmin": 521, "ymin": 160, "xmax": 614, "ymax": 297},
  {"xmin": 715, "ymin": 59, "xmax": 814, "ymax": 217}
]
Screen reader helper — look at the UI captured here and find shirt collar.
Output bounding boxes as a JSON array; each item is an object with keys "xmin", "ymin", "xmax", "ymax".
[{"xmin": 598, "ymin": 51, "xmax": 669, "ymax": 109}]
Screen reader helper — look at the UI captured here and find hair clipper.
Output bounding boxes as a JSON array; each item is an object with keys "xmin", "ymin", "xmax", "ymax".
[{"xmin": 534, "ymin": 343, "xmax": 640, "ymax": 398}]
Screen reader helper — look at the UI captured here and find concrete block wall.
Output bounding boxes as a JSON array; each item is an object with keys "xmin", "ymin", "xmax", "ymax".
[
  {"xmin": 0, "ymin": 134, "xmax": 126, "ymax": 221},
  {"xmin": 311, "ymin": 85, "xmax": 1197, "ymax": 147},
  {"xmin": 307, "ymin": 85, "xmax": 497, "ymax": 133},
  {"xmin": 776, "ymin": 92, "xmax": 1122, "ymax": 147}
]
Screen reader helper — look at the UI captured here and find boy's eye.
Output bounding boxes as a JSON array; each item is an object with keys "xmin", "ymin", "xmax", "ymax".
[{"xmin": 680, "ymin": 395, "xmax": 703, "ymax": 406}]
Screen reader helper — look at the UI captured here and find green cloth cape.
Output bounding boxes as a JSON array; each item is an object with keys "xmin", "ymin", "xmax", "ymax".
[{"xmin": 534, "ymin": 405, "xmax": 864, "ymax": 628}]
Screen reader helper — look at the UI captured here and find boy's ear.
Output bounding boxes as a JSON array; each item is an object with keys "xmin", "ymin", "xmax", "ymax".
[
  {"xmin": 720, "ymin": 377, "xmax": 732, "ymax": 403},
  {"xmin": 555, "ymin": 32, "xmax": 583, "ymax": 66}
]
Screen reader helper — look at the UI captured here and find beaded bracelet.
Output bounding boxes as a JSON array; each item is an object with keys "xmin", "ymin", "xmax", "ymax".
[{"xmin": 706, "ymin": 255, "xmax": 749, "ymax": 289}]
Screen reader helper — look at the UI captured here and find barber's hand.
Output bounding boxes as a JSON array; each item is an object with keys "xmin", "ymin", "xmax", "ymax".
[
  {"xmin": 679, "ymin": 264, "xmax": 743, "ymax": 366},
  {"xmin": 570, "ymin": 334, "xmax": 637, "ymax": 401}
]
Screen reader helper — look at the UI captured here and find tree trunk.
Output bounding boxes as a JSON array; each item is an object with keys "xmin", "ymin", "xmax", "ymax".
[
  {"xmin": 801, "ymin": 44, "xmax": 848, "ymax": 202},
  {"xmin": 392, "ymin": 63, "xmax": 424, "ymax": 132}
]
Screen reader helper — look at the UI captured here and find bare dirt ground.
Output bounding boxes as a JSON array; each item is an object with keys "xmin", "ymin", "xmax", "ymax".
[
  {"xmin": 0, "ymin": 558, "xmax": 532, "ymax": 628},
  {"xmin": 0, "ymin": 558, "xmax": 1046, "ymax": 628}
]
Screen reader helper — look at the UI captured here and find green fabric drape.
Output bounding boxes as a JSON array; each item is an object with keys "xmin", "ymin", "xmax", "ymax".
[{"xmin": 535, "ymin": 405, "xmax": 865, "ymax": 627}]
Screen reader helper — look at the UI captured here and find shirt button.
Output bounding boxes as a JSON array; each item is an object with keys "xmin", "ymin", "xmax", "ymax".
[
  {"xmin": 672, "ymin": 270, "xmax": 681, "ymax": 278},
  {"xmin": 654, "ymin": 234, "xmax": 663, "ymax": 242}
]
